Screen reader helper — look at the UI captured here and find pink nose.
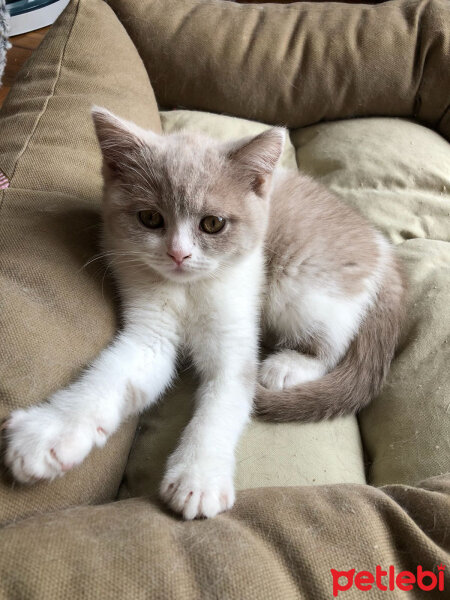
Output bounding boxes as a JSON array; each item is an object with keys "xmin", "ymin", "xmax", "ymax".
[{"xmin": 167, "ymin": 251, "xmax": 192, "ymax": 266}]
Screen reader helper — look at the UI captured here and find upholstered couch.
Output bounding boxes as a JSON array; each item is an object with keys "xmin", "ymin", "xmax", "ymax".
[{"xmin": 0, "ymin": 0, "xmax": 449, "ymax": 597}]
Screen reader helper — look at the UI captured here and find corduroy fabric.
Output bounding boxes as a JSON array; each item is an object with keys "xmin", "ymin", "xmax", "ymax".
[
  {"xmin": 0, "ymin": 0, "xmax": 161, "ymax": 525},
  {"xmin": 107, "ymin": 0, "xmax": 450, "ymax": 141}
]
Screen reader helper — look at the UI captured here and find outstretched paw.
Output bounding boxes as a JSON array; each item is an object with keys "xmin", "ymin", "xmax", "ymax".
[{"xmin": 3, "ymin": 406, "xmax": 108, "ymax": 484}]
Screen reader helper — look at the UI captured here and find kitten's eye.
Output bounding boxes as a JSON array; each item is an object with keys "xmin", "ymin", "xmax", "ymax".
[
  {"xmin": 200, "ymin": 215, "xmax": 225, "ymax": 234},
  {"xmin": 138, "ymin": 210, "xmax": 164, "ymax": 229}
]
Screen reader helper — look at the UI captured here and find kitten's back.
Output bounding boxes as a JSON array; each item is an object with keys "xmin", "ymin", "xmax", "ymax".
[
  {"xmin": 256, "ymin": 168, "xmax": 406, "ymax": 421},
  {"xmin": 266, "ymin": 169, "xmax": 380, "ymax": 294}
]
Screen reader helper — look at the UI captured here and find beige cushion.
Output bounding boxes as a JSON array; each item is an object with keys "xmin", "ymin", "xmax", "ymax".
[
  {"xmin": 119, "ymin": 369, "xmax": 366, "ymax": 502},
  {"xmin": 0, "ymin": 0, "xmax": 161, "ymax": 525},
  {"xmin": 107, "ymin": 0, "xmax": 450, "ymax": 141},
  {"xmin": 291, "ymin": 118, "xmax": 450, "ymax": 486},
  {"xmin": 291, "ymin": 118, "xmax": 450, "ymax": 245},
  {"xmin": 362, "ymin": 239, "xmax": 450, "ymax": 485},
  {"xmin": 2, "ymin": 476, "xmax": 449, "ymax": 599}
]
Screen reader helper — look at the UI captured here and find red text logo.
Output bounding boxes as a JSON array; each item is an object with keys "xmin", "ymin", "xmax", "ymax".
[{"xmin": 330, "ymin": 564, "xmax": 445, "ymax": 596}]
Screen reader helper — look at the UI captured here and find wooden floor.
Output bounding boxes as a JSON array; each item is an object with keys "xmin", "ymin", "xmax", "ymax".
[{"xmin": 0, "ymin": 26, "xmax": 49, "ymax": 109}]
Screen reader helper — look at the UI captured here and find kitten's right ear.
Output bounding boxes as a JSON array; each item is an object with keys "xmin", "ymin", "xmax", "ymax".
[
  {"xmin": 226, "ymin": 128, "xmax": 285, "ymax": 196},
  {"xmin": 91, "ymin": 107, "xmax": 154, "ymax": 176}
]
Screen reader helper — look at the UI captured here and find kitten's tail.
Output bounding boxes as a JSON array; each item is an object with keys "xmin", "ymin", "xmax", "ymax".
[{"xmin": 254, "ymin": 259, "xmax": 406, "ymax": 422}]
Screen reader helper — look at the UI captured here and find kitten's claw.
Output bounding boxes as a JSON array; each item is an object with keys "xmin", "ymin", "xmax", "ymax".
[
  {"xmin": 0, "ymin": 418, "xmax": 10, "ymax": 431},
  {"xmin": 3, "ymin": 406, "xmax": 104, "ymax": 484},
  {"xmin": 160, "ymin": 462, "xmax": 235, "ymax": 520}
]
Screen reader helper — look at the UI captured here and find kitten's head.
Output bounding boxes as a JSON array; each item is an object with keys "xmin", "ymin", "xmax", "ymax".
[{"xmin": 92, "ymin": 107, "xmax": 284, "ymax": 283}]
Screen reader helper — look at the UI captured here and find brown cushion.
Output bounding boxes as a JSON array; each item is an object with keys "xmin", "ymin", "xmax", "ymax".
[
  {"xmin": 108, "ymin": 0, "xmax": 450, "ymax": 141},
  {"xmin": 0, "ymin": 0, "xmax": 161, "ymax": 525},
  {"xmin": 0, "ymin": 475, "xmax": 448, "ymax": 598}
]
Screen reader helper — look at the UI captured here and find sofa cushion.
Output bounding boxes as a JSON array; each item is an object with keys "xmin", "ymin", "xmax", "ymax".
[
  {"xmin": 291, "ymin": 118, "xmax": 450, "ymax": 245},
  {"xmin": 290, "ymin": 118, "xmax": 450, "ymax": 486},
  {"xmin": 1, "ymin": 475, "xmax": 449, "ymax": 599},
  {"xmin": 0, "ymin": 0, "xmax": 161, "ymax": 525},
  {"xmin": 108, "ymin": 0, "xmax": 450, "ymax": 141}
]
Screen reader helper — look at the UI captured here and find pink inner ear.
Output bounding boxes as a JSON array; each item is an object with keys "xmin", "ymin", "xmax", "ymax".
[
  {"xmin": 0, "ymin": 170, "xmax": 10, "ymax": 190},
  {"xmin": 252, "ymin": 174, "xmax": 266, "ymax": 195}
]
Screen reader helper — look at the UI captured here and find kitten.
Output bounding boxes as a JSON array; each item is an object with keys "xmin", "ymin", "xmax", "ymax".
[{"xmin": 3, "ymin": 108, "xmax": 405, "ymax": 519}]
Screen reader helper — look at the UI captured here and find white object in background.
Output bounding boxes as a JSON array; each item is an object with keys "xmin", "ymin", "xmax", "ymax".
[{"xmin": 9, "ymin": 0, "xmax": 70, "ymax": 36}]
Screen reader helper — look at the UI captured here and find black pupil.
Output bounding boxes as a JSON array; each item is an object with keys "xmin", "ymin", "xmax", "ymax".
[
  {"xmin": 204, "ymin": 216, "xmax": 223, "ymax": 232},
  {"xmin": 140, "ymin": 211, "xmax": 162, "ymax": 228}
]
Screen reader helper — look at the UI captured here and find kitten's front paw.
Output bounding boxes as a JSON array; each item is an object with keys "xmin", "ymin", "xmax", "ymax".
[
  {"xmin": 3, "ymin": 406, "xmax": 107, "ymax": 484},
  {"xmin": 160, "ymin": 458, "xmax": 235, "ymax": 520}
]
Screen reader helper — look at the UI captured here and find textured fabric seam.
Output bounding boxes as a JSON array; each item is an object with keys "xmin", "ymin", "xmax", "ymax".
[
  {"xmin": 0, "ymin": 186, "xmax": 89, "ymax": 200},
  {"xmin": 0, "ymin": 0, "xmax": 80, "ymax": 221}
]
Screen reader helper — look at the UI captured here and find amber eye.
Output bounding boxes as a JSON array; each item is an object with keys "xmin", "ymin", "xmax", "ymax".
[
  {"xmin": 200, "ymin": 215, "xmax": 225, "ymax": 234},
  {"xmin": 138, "ymin": 210, "xmax": 164, "ymax": 229}
]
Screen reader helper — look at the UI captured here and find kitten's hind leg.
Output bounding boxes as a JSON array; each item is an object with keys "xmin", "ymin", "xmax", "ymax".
[{"xmin": 259, "ymin": 349, "xmax": 327, "ymax": 391}]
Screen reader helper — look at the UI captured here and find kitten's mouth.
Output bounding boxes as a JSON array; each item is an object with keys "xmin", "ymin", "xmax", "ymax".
[
  {"xmin": 171, "ymin": 263, "xmax": 189, "ymax": 274},
  {"xmin": 148, "ymin": 258, "xmax": 214, "ymax": 282},
  {"xmin": 164, "ymin": 262, "xmax": 200, "ymax": 281}
]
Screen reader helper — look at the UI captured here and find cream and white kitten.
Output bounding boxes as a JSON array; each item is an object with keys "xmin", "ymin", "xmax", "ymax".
[{"xmin": 4, "ymin": 108, "xmax": 405, "ymax": 519}]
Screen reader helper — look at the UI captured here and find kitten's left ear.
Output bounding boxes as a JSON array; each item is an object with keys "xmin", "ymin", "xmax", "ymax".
[{"xmin": 227, "ymin": 128, "xmax": 285, "ymax": 196}]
